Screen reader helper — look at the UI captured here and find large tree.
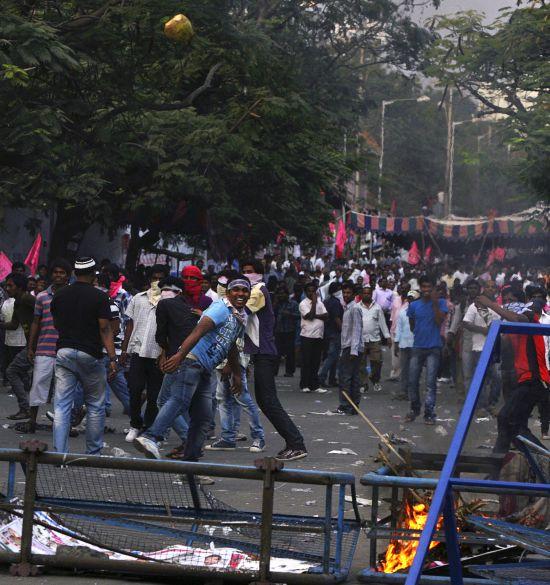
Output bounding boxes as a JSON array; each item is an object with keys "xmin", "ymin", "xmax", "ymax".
[
  {"xmin": 1, "ymin": 1, "xmax": 437, "ymax": 267},
  {"xmin": 423, "ymin": 1, "xmax": 549, "ymax": 203}
]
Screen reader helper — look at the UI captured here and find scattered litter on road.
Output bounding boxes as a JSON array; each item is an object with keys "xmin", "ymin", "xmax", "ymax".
[
  {"xmin": 351, "ymin": 460, "xmax": 365, "ymax": 467},
  {"xmin": 475, "ymin": 417, "xmax": 491, "ymax": 423},
  {"xmin": 437, "ymin": 418, "xmax": 456, "ymax": 423},
  {"xmin": 111, "ymin": 447, "xmax": 130, "ymax": 458},
  {"xmin": 328, "ymin": 448, "xmax": 358, "ymax": 455},
  {"xmin": 345, "ymin": 496, "xmax": 374, "ymax": 506},
  {"xmin": 305, "ymin": 500, "xmax": 317, "ymax": 506},
  {"xmin": 291, "ymin": 488, "xmax": 312, "ymax": 493},
  {"xmin": 434, "ymin": 425, "xmax": 448, "ymax": 436},
  {"xmin": 307, "ymin": 411, "xmax": 340, "ymax": 416}
]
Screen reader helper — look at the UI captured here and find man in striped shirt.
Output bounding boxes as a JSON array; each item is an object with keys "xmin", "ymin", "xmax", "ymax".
[{"xmin": 21, "ymin": 259, "xmax": 72, "ymax": 433}]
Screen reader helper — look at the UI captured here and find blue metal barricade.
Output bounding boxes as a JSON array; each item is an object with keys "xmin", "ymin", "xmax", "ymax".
[{"xmin": 0, "ymin": 446, "xmax": 362, "ymax": 582}]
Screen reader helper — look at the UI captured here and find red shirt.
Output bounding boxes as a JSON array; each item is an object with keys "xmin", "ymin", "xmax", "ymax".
[{"xmin": 510, "ymin": 313, "xmax": 550, "ymax": 384}]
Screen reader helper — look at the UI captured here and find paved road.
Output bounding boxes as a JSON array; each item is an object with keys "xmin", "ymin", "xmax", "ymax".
[{"xmin": 0, "ymin": 349, "xmax": 504, "ymax": 583}]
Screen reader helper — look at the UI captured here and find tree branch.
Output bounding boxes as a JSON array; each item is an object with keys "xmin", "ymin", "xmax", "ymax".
[
  {"xmin": 58, "ymin": 1, "xmax": 118, "ymax": 31},
  {"xmin": 460, "ymin": 83, "xmax": 517, "ymax": 116},
  {"xmin": 96, "ymin": 62, "xmax": 222, "ymax": 122}
]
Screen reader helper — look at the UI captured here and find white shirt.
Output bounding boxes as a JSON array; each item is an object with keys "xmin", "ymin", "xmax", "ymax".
[
  {"xmin": 314, "ymin": 257, "xmax": 325, "ymax": 271},
  {"xmin": 205, "ymin": 288, "xmax": 219, "ymax": 302},
  {"xmin": 452, "ymin": 270, "xmax": 469, "ymax": 285},
  {"xmin": 125, "ymin": 291, "xmax": 161, "ymax": 359},
  {"xmin": 1, "ymin": 298, "xmax": 27, "ymax": 347},
  {"xmin": 299, "ymin": 298, "xmax": 327, "ymax": 339},
  {"xmin": 462, "ymin": 303, "xmax": 500, "ymax": 352},
  {"xmin": 358, "ymin": 301, "xmax": 390, "ymax": 343}
]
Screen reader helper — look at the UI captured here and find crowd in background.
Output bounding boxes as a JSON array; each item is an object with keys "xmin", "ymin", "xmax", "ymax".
[{"xmin": 0, "ymin": 248, "xmax": 548, "ymax": 477}]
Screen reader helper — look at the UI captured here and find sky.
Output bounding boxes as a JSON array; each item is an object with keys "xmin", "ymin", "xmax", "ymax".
[{"xmin": 411, "ymin": 0, "xmax": 512, "ymax": 24}]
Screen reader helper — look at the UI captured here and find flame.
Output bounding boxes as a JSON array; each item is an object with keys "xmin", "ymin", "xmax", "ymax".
[{"xmin": 379, "ymin": 500, "xmax": 443, "ymax": 573}]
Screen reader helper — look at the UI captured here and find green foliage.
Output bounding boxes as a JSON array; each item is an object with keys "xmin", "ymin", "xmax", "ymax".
[
  {"xmin": 424, "ymin": 2, "xmax": 550, "ymax": 200},
  {"xmin": 1, "ymin": 0, "xmax": 438, "ymax": 262}
]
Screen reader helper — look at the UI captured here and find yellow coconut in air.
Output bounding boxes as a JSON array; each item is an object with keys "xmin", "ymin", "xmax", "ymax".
[{"xmin": 164, "ymin": 14, "xmax": 194, "ymax": 44}]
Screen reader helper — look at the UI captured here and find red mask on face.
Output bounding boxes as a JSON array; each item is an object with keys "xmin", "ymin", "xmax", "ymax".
[{"xmin": 182, "ymin": 265, "xmax": 203, "ymax": 307}]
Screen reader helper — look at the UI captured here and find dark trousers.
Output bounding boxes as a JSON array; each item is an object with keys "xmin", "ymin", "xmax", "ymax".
[
  {"xmin": 339, "ymin": 348, "xmax": 362, "ymax": 411},
  {"xmin": 127, "ymin": 354, "xmax": 164, "ymax": 430},
  {"xmin": 494, "ymin": 380, "xmax": 547, "ymax": 453},
  {"xmin": 253, "ymin": 354, "xmax": 305, "ymax": 450},
  {"xmin": 300, "ymin": 336, "xmax": 323, "ymax": 391},
  {"xmin": 275, "ymin": 331, "xmax": 296, "ymax": 375}
]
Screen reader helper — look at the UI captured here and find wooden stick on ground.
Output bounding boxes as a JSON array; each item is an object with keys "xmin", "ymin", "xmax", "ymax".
[
  {"xmin": 342, "ymin": 391, "xmax": 407, "ymax": 465},
  {"xmin": 342, "ymin": 391, "xmax": 426, "ymax": 504}
]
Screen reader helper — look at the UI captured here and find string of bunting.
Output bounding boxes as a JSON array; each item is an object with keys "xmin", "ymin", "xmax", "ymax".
[{"xmin": 347, "ymin": 212, "xmax": 547, "ymax": 240}]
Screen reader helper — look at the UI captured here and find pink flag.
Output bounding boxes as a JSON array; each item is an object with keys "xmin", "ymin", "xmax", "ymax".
[
  {"xmin": 0, "ymin": 252, "xmax": 12, "ymax": 281},
  {"xmin": 335, "ymin": 220, "xmax": 346, "ymax": 259},
  {"xmin": 408, "ymin": 241, "xmax": 420, "ymax": 265},
  {"xmin": 24, "ymin": 233, "xmax": 42, "ymax": 275},
  {"xmin": 424, "ymin": 246, "xmax": 432, "ymax": 263}
]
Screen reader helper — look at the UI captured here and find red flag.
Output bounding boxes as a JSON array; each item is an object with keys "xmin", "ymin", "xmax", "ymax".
[
  {"xmin": 0, "ymin": 252, "xmax": 12, "ymax": 281},
  {"xmin": 390, "ymin": 199, "xmax": 397, "ymax": 217},
  {"xmin": 424, "ymin": 246, "xmax": 432, "ymax": 263},
  {"xmin": 408, "ymin": 241, "xmax": 420, "ymax": 265},
  {"xmin": 335, "ymin": 220, "xmax": 346, "ymax": 259},
  {"xmin": 24, "ymin": 233, "xmax": 42, "ymax": 275}
]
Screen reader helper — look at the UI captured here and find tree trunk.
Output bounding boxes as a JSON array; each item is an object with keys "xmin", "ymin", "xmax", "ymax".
[
  {"xmin": 48, "ymin": 204, "xmax": 87, "ymax": 263},
  {"xmin": 124, "ymin": 223, "xmax": 142, "ymax": 275},
  {"xmin": 124, "ymin": 224, "xmax": 161, "ymax": 275}
]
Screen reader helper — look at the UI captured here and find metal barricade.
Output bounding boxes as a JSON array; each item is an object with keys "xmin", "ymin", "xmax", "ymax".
[{"xmin": 0, "ymin": 444, "xmax": 361, "ymax": 583}]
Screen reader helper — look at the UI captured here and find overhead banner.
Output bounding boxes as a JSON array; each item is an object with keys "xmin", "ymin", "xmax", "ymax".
[{"xmin": 347, "ymin": 204, "xmax": 548, "ymax": 240}]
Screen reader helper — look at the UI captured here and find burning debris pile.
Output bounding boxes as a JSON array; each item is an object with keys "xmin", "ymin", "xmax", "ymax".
[{"xmin": 379, "ymin": 500, "xmax": 441, "ymax": 573}]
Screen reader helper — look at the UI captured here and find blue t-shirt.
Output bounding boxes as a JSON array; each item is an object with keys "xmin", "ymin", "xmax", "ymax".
[
  {"xmin": 191, "ymin": 301, "xmax": 244, "ymax": 370},
  {"xmin": 407, "ymin": 298, "xmax": 448, "ymax": 349}
]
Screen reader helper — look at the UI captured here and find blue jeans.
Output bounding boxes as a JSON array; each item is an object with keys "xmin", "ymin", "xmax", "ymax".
[
  {"xmin": 318, "ymin": 338, "xmax": 341, "ymax": 385},
  {"xmin": 156, "ymin": 371, "xmax": 189, "ymax": 442},
  {"xmin": 143, "ymin": 359, "xmax": 213, "ymax": 461},
  {"xmin": 216, "ymin": 368, "xmax": 264, "ymax": 445},
  {"xmin": 102, "ymin": 356, "xmax": 130, "ymax": 414},
  {"xmin": 408, "ymin": 347, "xmax": 441, "ymax": 419},
  {"xmin": 53, "ymin": 348, "xmax": 106, "ymax": 455}
]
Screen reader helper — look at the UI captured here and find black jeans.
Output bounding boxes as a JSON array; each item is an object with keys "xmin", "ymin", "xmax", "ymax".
[
  {"xmin": 339, "ymin": 348, "xmax": 362, "ymax": 411},
  {"xmin": 494, "ymin": 380, "xmax": 547, "ymax": 453},
  {"xmin": 253, "ymin": 354, "xmax": 305, "ymax": 450},
  {"xmin": 300, "ymin": 336, "xmax": 323, "ymax": 391},
  {"xmin": 127, "ymin": 354, "xmax": 164, "ymax": 430},
  {"xmin": 275, "ymin": 331, "xmax": 295, "ymax": 375}
]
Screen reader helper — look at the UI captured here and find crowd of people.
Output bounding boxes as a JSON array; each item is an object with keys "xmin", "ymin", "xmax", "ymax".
[{"xmin": 0, "ymin": 250, "xmax": 548, "ymax": 477}]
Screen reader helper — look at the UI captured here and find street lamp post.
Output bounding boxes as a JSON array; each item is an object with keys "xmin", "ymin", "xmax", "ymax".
[
  {"xmin": 448, "ymin": 117, "xmax": 485, "ymax": 215},
  {"xmin": 377, "ymin": 95, "xmax": 430, "ymax": 207}
]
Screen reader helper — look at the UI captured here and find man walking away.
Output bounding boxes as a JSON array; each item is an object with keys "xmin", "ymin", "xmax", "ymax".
[
  {"xmin": 405, "ymin": 276, "xmax": 448, "ymax": 424},
  {"xmin": 121, "ymin": 265, "xmax": 167, "ymax": 442},
  {"xmin": 50, "ymin": 258, "xmax": 117, "ymax": 454},
  {"xmin": 299, "ymin": 282, "xmax": 328, "ymax": 393},
  {"xmin": 2, "ymin": 273, "xmax": 35, "ymax": 419},
  {"xmin": 334, "ymin": 282, "xmax": 363, "ymax": 415}
]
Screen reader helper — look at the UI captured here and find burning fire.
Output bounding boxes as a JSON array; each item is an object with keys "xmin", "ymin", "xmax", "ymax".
[{"xmin": 379, "ymin": 500, "xmax": 442, "ymax": 573}]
